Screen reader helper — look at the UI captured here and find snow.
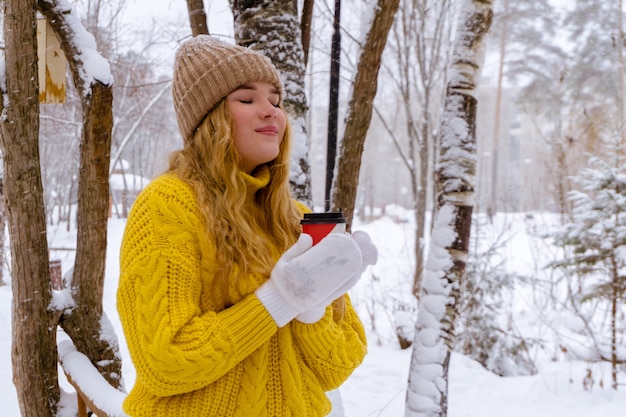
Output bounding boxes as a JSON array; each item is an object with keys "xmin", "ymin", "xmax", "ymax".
[
  {"xmin": 1, "ymin": 211, "xmax": 625, "ymax": 416},
  {"xmin": 56, "ymin": 338, "xmax": 127, "ymax": 417},
  {"xmin": 49, "ymin": 288, "xmax": 75, "ymax": 313},
  {"xmin": 47, "ymin": 0, "xmax": 113, "ymax": 89},
  {"xmin": 109, "ymin": 173, "xmax": 150, "ymax": 192},
  {"xmin": 0, "ymin": 0, "xmax": 621, "ymax": 414},
  {"xmin": 0, "ymin": 59, "xmax": 7, "ymax": 109}
]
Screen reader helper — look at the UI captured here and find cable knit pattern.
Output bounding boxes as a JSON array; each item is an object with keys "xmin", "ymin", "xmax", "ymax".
[{"xmin": 117, "ymin": 170, "xmax": 367, "ymax": 416}]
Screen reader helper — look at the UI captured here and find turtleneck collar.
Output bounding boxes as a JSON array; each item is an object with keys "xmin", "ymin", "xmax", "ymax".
[{"xmin": 239, "ymin": 165, "xmax": 270, "ymax": 196}]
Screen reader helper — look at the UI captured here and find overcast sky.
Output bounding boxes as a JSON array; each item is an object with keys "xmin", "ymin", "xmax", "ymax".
[{"xmin": 122, "ymin": 0, "xmax": 235, "ymax": 38}]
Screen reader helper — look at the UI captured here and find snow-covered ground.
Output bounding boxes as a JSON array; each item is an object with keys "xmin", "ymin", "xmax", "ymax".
[{"xmin": 1, "ymin": 211, "xmax": 624, "ymax": 416}]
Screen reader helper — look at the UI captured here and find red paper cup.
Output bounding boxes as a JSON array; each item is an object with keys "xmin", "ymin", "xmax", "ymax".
[{"xmin": 300, "ymin": 212, "xmax": 347, "ymax": 245}]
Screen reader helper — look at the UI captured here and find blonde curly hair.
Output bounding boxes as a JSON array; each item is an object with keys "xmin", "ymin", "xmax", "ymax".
[{"xmin": 167, "ymin": 99, "xmax": 302, "ymax": 294}]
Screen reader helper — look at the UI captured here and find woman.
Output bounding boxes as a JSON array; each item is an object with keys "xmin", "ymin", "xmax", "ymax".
[{"xmin": 117, "ymin": 35, "xmax": 376, "ymax": 416}]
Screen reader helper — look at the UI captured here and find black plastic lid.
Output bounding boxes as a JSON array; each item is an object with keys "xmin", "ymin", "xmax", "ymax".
[{"xmin": 300, "ymin": 212, "xmax": 346, "ymax": 224}]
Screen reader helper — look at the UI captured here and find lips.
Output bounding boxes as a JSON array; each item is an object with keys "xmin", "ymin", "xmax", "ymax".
[{"xmin": 255, "ymin": 126, "xmax": 279, "ymax": 135}]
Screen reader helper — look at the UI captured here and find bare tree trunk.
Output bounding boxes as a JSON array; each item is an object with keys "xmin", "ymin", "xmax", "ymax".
[
  {"xmin": 610, "ymin": 256, "xmax": 619, "ymax": 389},
  {"xmin": 300, "ymin": 0, "xmax": 314, "ymax": 67},
  {"xmin": 405, "ymin": 1, "xmax": 493, "ymax": 416},
  {"xmin": 617, "ymin": 0, "xmax": 625, "ymax": 141},
  {"xmin": 612, "ymin": 0, "xmax": 625, "ymax": 378},
  {"xmin": 1, "ymin": 1, "xmax": 60, "ymax": 416},
  {"xmin": 38, "ymin": 0, "xmax": 122, "ymax": 389},
  {"xmin": 331, "ymin": 0, "xmax": 400, "ymax": 226},
  {"xmin": 187, "ymin": 0, "xmax": 209, "ymax": 36},
  {"xmin": 389, "ymin": 1, "xmax": 424, "ymax": 298},
  {"xmin": 0, "ymin": 179, "xmax": 6, "ymax": 285},
  {"xmin": 62, "ymin": 80, "xmax": 120, "ymax": 386},
  {"xmin": 230, "ymin": 0, "xmax": 313, "ymax": 205}
]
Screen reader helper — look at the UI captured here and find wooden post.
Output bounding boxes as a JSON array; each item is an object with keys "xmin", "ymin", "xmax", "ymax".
[
  {"xmin": 49, "ymin": 259, "xmax": 62, "ymax": 290},
  {"xmin": 324, "ymin": 0, "xmax": 341, "ymax": 212}
]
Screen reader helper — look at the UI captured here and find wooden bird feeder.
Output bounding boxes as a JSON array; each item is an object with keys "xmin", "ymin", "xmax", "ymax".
[{"xmin": 37, "ymin": 17, "xmax": 66, "ymax": 104}]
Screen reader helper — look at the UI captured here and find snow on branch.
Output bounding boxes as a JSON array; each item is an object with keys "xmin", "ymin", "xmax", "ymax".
[{"xmin": 58, "ymin": 338, "xmax": 128, "ymax": 417}]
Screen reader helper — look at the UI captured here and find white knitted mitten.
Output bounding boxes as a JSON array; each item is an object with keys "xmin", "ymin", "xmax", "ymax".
[
  {"xmin": 256, "ymin": 233, "xmax": 363, "ymax": 327},
  {"xmin": 296, "ymin": 230, "xmax": 379, "ymax": 323}
]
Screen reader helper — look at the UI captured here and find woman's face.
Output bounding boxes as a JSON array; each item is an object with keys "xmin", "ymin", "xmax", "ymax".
[{"xmin": 226, "ymin": 81, "xmax": 286, "ymax": 173}]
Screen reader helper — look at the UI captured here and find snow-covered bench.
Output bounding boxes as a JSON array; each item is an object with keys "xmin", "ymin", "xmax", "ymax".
[{"xmin": 58, "ymin": 339, "xmax": 128, "ymax": 417}]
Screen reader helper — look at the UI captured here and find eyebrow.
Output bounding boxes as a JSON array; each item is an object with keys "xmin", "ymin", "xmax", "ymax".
[{"xmin": 235, "ymin": 83, "xmax": 279, "ymax": 95}]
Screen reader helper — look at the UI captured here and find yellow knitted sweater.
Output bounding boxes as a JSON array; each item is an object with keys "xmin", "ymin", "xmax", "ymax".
[{"xmin": 117, "ymin": 168, "xmax": 367, "ymax": 417}]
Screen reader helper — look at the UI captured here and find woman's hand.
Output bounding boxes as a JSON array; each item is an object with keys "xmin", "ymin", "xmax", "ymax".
[{"xmin": 255, "ymin": 233, "xmax": 363, "ymax": 327}]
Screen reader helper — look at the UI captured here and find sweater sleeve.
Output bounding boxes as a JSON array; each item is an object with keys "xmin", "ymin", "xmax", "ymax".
[
  {"xmin": 291, "ymin": 295, "xmax": 367, "ymax": 391},
  {"xmin": 117, "ymin": 176, "xmax": 277, "ymax": 397}
]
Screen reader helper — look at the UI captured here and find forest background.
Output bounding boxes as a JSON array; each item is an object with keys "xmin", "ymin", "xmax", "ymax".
[{"xmin": 0, "ymin": 0, "xmax": 625, "ymax": 416}]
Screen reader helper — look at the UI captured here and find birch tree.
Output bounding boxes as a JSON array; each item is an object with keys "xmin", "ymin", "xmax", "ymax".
[{"xmin": 404, "ymin": 1, "xmax": 493, "ymax": 416}]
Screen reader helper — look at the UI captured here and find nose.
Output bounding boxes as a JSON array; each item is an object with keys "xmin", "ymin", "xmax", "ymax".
[{"xmin": 259, "ymin": 101, "xmax": 278, "ymax": 118}]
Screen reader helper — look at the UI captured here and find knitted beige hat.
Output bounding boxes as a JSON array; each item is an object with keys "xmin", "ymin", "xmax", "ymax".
[{"xmin": 172, "ymin": 35, "xmax": 284, "ymax": 142}]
